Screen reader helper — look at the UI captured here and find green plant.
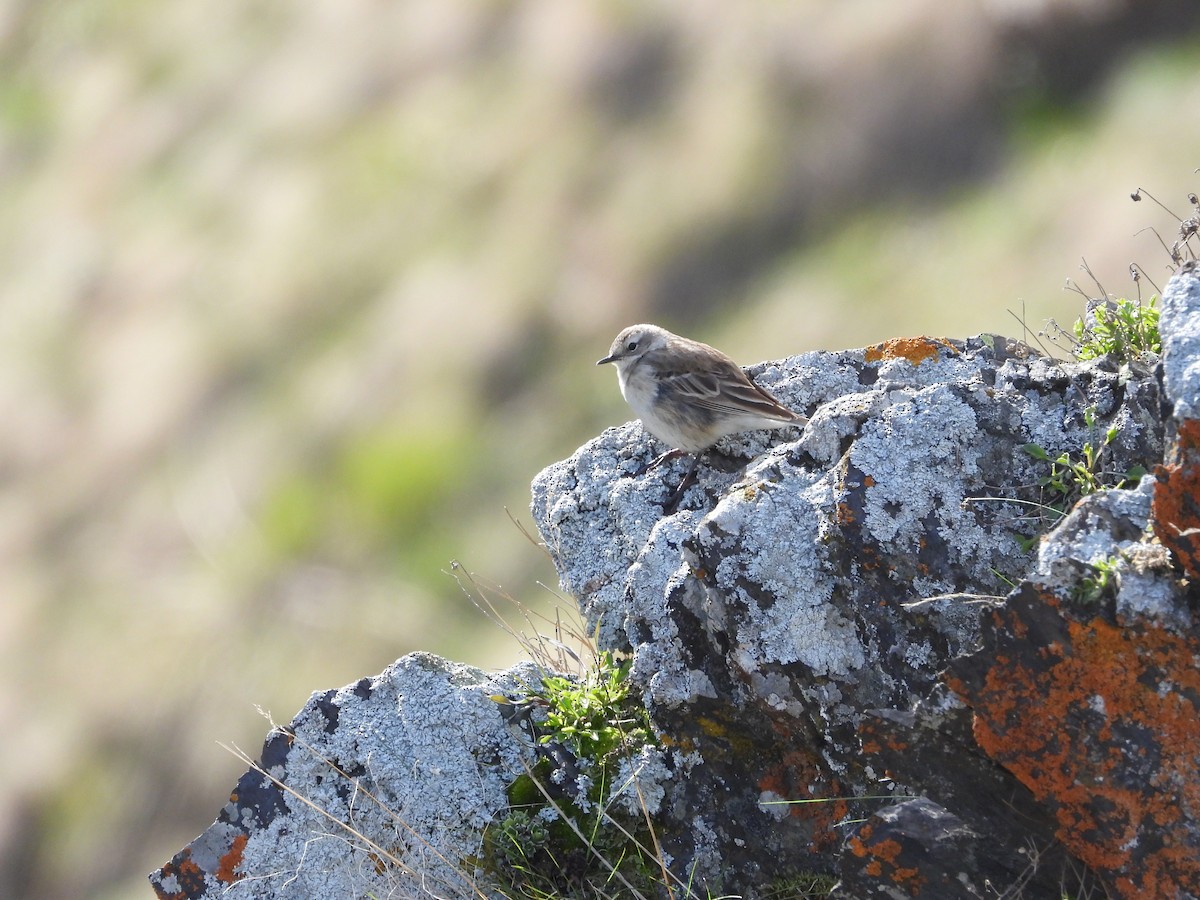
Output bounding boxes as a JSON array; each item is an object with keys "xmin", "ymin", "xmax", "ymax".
[
  {"xmin": 1072, "ymin": 555, "xmax": 1122, "ymax": 605},
  {"xmin": 482, "ymin": 651, "xmax": 665, "ymax": 898},
  {"xmin": 976, "ymin": 406, "xmax": 1151, "ymax": 553},
  {"xmin": 536, "ymin": 652, "xmax": 653, "ymax": 762},
  {"xmin": 1021, "ymin": 408, "xmax": 1146, "ymax": 523},
  {"xmin": 1072, "ymin": 296, "xmax": 1160, "ymax": 361}
]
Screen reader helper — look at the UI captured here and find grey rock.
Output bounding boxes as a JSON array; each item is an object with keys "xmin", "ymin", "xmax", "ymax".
[
  {"xmin": 157, "ymin": 263, "xmax": 1200, "ymax": 898},
  {"xmin": 1161, "ymin": 258, "xmax": 1200, "ymax": 420},
  {"xmin": 152, "ymin": 653, "xmax": 535, "ymax": 899}
]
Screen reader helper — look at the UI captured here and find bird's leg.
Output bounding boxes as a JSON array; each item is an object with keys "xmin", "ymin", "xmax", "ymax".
[
  {"xmin": 637, "ymin": 447, "xmax": 688, "ymax": 476},
  {"xmin": 664, "ymin": 453, "xmax": 702, "ymax": 513}
]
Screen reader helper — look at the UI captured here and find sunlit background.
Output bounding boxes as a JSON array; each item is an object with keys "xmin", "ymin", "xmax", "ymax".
[{"xmin": 3, "ymin": 2, "xmax": 1200, "ymax": 897}]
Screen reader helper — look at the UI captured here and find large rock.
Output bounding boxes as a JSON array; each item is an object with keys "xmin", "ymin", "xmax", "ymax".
[
  {"xmin": 154, "ymin": 265, "xmax": 1199, "ymax": 898},
  {"xmin": 531, "ymin": 269, "xmax": 1191, "ymax": 894},
  {"xmin": 950, "ymin": 263, "xmax": 1200, "ymax": 898}
]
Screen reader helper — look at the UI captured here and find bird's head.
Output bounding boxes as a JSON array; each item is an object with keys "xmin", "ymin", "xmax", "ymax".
[{"xmin": 597, "ymin": 324, "xmax": 670, "ymax": 369}]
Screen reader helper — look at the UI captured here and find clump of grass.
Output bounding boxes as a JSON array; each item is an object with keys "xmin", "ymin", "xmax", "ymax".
[
  {"xmin": 480, "ymin": 649, "xmax": 665, "ymax": 898},
  {"xmin": 762, "ymin": 873, "xmax": 840, "ymax": 899},
  {"xmin": 449, "ymin": 555, "xmax": 685, "ymax": 898},
  {"xmin": 1071, "ymin": 296, "xmax": 1160, "ymax": 361}
]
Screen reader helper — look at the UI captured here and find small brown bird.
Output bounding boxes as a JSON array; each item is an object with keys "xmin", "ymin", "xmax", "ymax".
[{"xmin": 598, "ymin": 324, "xmax": 806, "ymax": 503}]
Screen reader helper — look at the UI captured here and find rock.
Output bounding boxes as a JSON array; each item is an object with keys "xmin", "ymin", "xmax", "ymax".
[
  {"xmin": 155, "ymin": 267, "xmax": 1200, "ymax": 898},
  {"xmin": 150, "ymin": 653, "xmax": 534, "ymax": 900},
  {"xmin": 531, "ymin": 309, "xmax": 1176, "ymax": 894},
  {"xmin": 1154, "ymin": 259, "xmax": 1200, "ymax": 579},
  {"xmin": 949, "ymin": 580, "xmax": 1200, "ymax": 898},
  {"xmin": 950, "ymin": 262, "xmax": 1200, "ymax": 899},
  {"xmin": 838, "ymin": 797, "xmax": 998, "ymax": 899}
]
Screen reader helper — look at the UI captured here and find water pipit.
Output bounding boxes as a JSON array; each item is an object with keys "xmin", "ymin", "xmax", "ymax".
[{"xmin": 598, "ymin": 324, "xmax": 806, "ymax": 506}]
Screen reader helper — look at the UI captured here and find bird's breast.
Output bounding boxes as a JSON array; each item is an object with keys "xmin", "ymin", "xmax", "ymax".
[{"xmin": 617, "ymin": 365, "xmax": 658, "ymax": 420}]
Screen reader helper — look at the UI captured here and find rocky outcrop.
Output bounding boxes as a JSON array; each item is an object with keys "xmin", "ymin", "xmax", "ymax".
[
  {"xmin": 151, "ymin": 655, "xmax": 537, "ymax": 899},
  {"xmin": 153, "ymin": 264, "xmax": 1199, "ymax": 899},
  {"xmin": 531, "ymin": 265, "xmax": 1196, "ymax": 896}
]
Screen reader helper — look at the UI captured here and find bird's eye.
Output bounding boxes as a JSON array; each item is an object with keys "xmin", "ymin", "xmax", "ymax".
[{"xmin": 626, "ymin": 341, "xmax": 638, "ymax": 352}]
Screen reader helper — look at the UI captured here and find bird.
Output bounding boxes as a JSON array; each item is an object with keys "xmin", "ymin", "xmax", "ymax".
[{"xmin": 597, "ymin": 323, "xmax": 806, "ymax": 505}]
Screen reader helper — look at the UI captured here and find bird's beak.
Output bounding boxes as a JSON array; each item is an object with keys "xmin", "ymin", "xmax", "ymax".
[{"xmin": 596, "ymin": 354, "xmax": 617, "ymax": 365}]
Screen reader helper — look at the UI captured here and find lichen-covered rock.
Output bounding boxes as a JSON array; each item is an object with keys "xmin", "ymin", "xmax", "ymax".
[
  {"xmin": 839, "ymin": 797, "xmax": 1003, "ymax": 898},
  {"xmin": 1160, "ymin": 259, "xmax": 1200, "ymax": 424},
  {"xmin": 949, "ymin": 580, "xmax": 1200, "ymax": 898},
  {"xmin": 151, "ymin": 653, "xmax": 534, "ymax": 900},
  {"xmin": 532, "ymin": 321, "xmax": 1170, "ymax": 893},
  {"xmin": 949, "ymin": 262, "xmax": 1200, "ymax": 899},
  {"xmin": 156, "ymin": 267, "xmax": 1200, "ymax": 899},
  {"xmin": 1154, "ymin": 258, "xmax": 1200, "ymax": 579}
]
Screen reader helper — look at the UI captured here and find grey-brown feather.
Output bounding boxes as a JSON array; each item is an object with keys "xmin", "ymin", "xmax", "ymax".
[{"xmin": 648, "ymin": 340, "xmax": 799, "ymax": 423}]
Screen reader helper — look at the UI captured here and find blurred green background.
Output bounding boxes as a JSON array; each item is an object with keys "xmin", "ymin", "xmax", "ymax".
[{"xmin": 2, "ymin": 2, "xmax": 1200, "ymax": 897}]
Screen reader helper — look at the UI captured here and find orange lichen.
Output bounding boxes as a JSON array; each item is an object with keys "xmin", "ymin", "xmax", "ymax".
[
  {"xmin": 848, "ymin": 827, "xmax": 871, "ymax": 857},
  {"xmin": 954, "ymin": 594, "xmax": 1200, "ymax": 897},
  {"xmin": 864, "ymin": 336, "xmax": 957, "ymax": 365},
  {"xmin": 1152, "ymin": 418, "xmax": 1200, "ymax": 578},
  {"xmin": 892, "ymin": 865, "xmax": 924, "ymax": 891},
  {"xmin": 757, "ymin": 744, "xmax": 847, "ymax": 850},
  {"xmin": 857, "ymin": 717, "xmax": 909, "ymax": 756},
  {"xmin": 846, "ymin": 829, "xmax": 925, "ymax": 892},
  {"xmin": 152, "ymin": 853, "xmax": 205, "ymax": 900},
  {"xmin": 870, "ymin": 837, "xmax": 903, "ymax": 864},
  {"xmin": 215, "ymin": 833, "xmax": 247, "ymax": 884}
]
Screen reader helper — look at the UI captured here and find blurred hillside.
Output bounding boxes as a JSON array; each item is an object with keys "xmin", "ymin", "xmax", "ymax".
[{"xmin": 2, "ymin": 2, "xmax": 1199, "ymax": 898}]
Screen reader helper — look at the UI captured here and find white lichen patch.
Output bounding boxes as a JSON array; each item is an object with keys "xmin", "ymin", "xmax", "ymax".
[
  {"xmin": 851, "ymin": 385, "xmax": 980, "ymax": 545},
  {"xmin": 608, "ymin": 745, "xmax": 670, "ymax": 817},
  {"xmin": 1161, "ymin": 265, "xmax": 1200, "ymax": 419},
  {"xmin": 699, "ymin": 464, "xmax": 866, "ymax": 676},
  {"xmin": 757, "ymin": 790, "xmax": 793, "ymax": 821}
]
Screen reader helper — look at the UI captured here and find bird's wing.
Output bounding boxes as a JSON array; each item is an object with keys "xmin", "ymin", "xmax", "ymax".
[{"xmin": 655, "ymin": 344, "xmax": 801, "ymax": 422}]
